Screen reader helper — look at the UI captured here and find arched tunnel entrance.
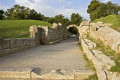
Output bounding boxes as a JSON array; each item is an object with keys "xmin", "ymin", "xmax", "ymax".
[
  {"xmin": 67, "ymin": 25, "xmax": 79, "ymax": 38},
  {"xmin": 68, "ymin": 27, "xmax": 78, "ymax": 35}
]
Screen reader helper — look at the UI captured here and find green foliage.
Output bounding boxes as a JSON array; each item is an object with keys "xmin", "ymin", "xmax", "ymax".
[
  {"xmin": 68, "ymin": 27, "xmax": 78, "ymax": 35},
  {"xmin": 70, "ymin": 13, "xmax": 83, "ymax": 26},
  {"xmin": 0, "ymin": 20, "xmax": 52, "ymax": 39},
  {"xmin": 78, "ymin": 42, "xmax": 83, "ymax": 50},
  {"xmin": 110, "ymin": 60, "xmax": 120, "ymax": 72},
  {"xmin": 0, "ymin": 10, "xmax": 4, "ymax": 20},
  {"xmin": 5, "ymin": 4, "xmax": 43, "ymax": 20},
  {"xmin": 87, "ymin": 0, "xmax": 102, "ymax": 21},
  {"xmin": 84, "ymin": 74, "xmax": 98, "ymax": 80},
  {"xmin": 54, "ymin": 14, "xmax": 70, "ymax": 26},
  {"xmin": 93, "ymin": 15, "xmax": 120, "ymax": 32},
  {"xmin": 87, "ymin": 0, "xmax": 120, "ymax": 21},
  {"xmin": 83, "ymin": 54, "xmax": 96, "ymax": 71},
  {"xmin": 46, "ymin": 17, "xmax": 55, "ymax": 24},
  {"xmin": 78, "ymin": 39, "xmax": 95, "ymax": 71},
  {"xmin": 3, "ymin": 4, "xmax": 85, "ymax": 27}
]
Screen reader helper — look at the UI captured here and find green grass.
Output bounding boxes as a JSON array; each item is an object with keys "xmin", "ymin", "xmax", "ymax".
[
  {"xmin": 92, "ymin": 15, "xmax": 120, "ymax": 32},
  {"xmin": 83, "ymin": 54, "xmax": 96, "ymax": 71},
  {"xmin": 78, "ymin": 42, "xmax": 83, "ymax": 50},
  {"xmin": 84, "ymin": 74, "xmax": 98, "ymax": 80},
  {"xmin": 87, "ymin": 35, "xmax": 120, "ymax": 73},
  {"xmin": 0, "ymin": 20, "xmax": 52, "ymax": 39},
  {"xmin": 78, "ymin": 39, "xmax": 98, "ymax": 80},
  {"xmin": 78, "ymin": 42, "xmax": 96, "ymax": 71}
]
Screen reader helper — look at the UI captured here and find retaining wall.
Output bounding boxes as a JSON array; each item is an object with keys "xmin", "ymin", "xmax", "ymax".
[
  {"xmin": 0, "ymin": 38, "xmax": 36, "ymax": 57},
  {"xmin": 0, "ymin": 23, "xmax": 68, "ymax": 57},
  {"xmin": 40, "ymin": 23, "xmax": 68, "ymax": 44}
]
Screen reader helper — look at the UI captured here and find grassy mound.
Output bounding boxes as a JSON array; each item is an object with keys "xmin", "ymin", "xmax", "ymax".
[
  {"xmin": 92, "ymin": 15, "xmax": 120, "ymax": 32},
  {"xmin": 0, "ymin": 20, "xmax": 52, "ymax": 39}
]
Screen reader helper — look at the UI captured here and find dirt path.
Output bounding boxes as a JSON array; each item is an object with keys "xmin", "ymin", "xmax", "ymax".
[{"xmin": 0, "ymin": 37, "xmax": 88, "ymax": 75}]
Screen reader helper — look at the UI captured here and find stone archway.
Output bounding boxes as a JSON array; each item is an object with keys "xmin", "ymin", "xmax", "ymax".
[
  {"xmin": 67, "ymin": 20, "xmax": 90, "ymax": 40},
  {"xmin": 67, "ymin": 25, "xmax": 79, "ymax": 38},
  {"xmin": 67, "ymin": 24, "xmax": 79, "ymax": 30}
]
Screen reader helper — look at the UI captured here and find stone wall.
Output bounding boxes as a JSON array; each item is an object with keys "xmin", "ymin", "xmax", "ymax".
[
  {"xmin": 81, "ymin": 38, "xmax": 120, "ymax": 80},
  {"xmin": 30, "ymin": 23, "xmax": 69, "ymax": 45},
  {"xmin": 0, "ymin": 38, "xmax": 36, "ymax": 57},
  {"xmin": 79, "ymin": 21, "xmax": 120, "ymax": 53},
  {"xmin": 79, "ymin": 21, "xmax": 120, "ymax": 80},
  {"xmin": 0, "ymin": 23, "xmax": 68, "ymax": 57},
  {"xmin": 89, "ymin": 22, "xmax": 120, "ymax": 53},
  {"xmin": 0, "ymin": 25, "xmax": 41, "ymax": 57}
]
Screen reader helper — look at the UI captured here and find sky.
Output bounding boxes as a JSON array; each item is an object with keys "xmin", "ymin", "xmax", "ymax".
[{"xmin": 0, "ymin": 0, "xmax": 120, "ymax": 20}]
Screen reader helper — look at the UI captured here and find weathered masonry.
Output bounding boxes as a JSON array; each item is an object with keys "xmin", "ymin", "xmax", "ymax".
[
  {"xmin": 0, "ymin": 23, "xmax": 68, "ymax": 57},
  {"xmin": 79, "ymin": 21, "xmax": 120, "ymax": 80}
]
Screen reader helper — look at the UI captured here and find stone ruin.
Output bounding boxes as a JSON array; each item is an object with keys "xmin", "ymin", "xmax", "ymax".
[
  {"xmin": 0, "ymin": 23, "xmax": 69, "ymax": 57},
  {"xmin": 79, "ymin": 20, "xmax": 120, "ymax": 80}
]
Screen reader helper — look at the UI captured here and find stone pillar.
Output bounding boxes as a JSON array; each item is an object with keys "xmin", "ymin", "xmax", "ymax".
[
  {"xmin": 29, "ymin": 25, "xmax": 40, "ymax": 45},
  {"xmin": 58, "ymin": 23, "xmax": 62, "ymax": 27},
  {"xmin": 79, "ymin": 20, "xmax": 90, "ymax": 39},
  {"xmin": 53, "ymin": 23, "xmax": 58, "ymax": 29},
  {"xmin": 41, "ymin": 26, "xmax": 49, "ymax": 45}
]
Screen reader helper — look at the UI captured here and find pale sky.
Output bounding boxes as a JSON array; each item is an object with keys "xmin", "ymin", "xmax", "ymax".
[{"xmin": 0, "ymin": 0, "xmax": 120, "ymax": 20}]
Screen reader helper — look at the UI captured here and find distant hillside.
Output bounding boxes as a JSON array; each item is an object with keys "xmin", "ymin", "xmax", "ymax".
[
  {"xmin": 92, "ymin": 15, "xmax": 120, "ymax": 32},
  {"xmin": 0, "ymin": 20, "xmax": 52, "ymax": 39}
]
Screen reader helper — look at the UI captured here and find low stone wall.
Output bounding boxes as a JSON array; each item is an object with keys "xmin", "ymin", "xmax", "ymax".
[
  {"xmin": 0, "ymin": 23, "xmax": 68, "ymax": 57},
  {"xmin": 30, "ymin": 23, "xmax": 68, "ymax": 45},
  {"xmin": 0, "ymin": 38, "xmax": 36, "ymax": 57}
]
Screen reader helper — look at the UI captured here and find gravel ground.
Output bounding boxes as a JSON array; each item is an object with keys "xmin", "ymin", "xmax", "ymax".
[{"xmin": 0, "ymin": 37, "xmax": 88, "ymax": 74}]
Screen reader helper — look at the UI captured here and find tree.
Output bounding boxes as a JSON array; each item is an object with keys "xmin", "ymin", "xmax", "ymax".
[
  {"xmin": 5, "ymin": 4, "xmax": 43, "ymax": 20},
  {"xmin": 87, "ymin": 0, "xmax": 120, "ymax": 21},
  {"xmin": 63, "ymin": 18, "xmax": 70, "ymax": 27},
  {"xmin": 4, "ymin": 4, "xmax": 72, "ymax": 26},
  {"xmin": 54, "ymin": 14, "xmax": 64, "ymax": 23},
  {"xmin": 106, "ymin": 1, "xmax": 120, "ymax": 15},
  {"xmin": 70, "ymin": 13, "xmax": 83, "ymax": 26},
  {"xmin": 29, "ymin": 9, "xmax": 37, "ymax": 20},
  {"xmin": 5, "ymin": 4, "xmax": 29, "ymax": 20},
  {"xmin": 46, "ymin": 17, "xmax": 55, "ymax": 24},
  {"xmin": 87, "ymin": 0, "xmax": 102, "ymax": 21},
  {"xmin": 54, "ymin": 14, "xmax": 70, "ymax": 26},
  {"xmin": 0, "ymin": 10, "xmax": 4, "ymax": 20}
]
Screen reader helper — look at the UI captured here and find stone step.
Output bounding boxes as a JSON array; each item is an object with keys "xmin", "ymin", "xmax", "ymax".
[
  {"xmin": 49, "ymin": 39, "xmax": 62, "ymax": 45},
  {"xmin": 0, "ymin": 70, "xmax": 94, "ymax": 80}
]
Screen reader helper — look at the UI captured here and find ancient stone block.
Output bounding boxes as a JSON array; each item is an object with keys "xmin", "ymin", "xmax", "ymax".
[
  {"xmin": 89, "ymin": 22, "xmax": 120, "ymax": 53},
  {"xmin": 84, "ymin": 39, "xmax": 96, "ymax": 49},
  {"xmin": 29, "ymin": 25, "xmax": 38, "ymax": 38},
  {"xmin": 58, "ymin": 23, "xmax": 62, "ymax": 27},
  {"xmin": 92, "ymin": 50, "xmax": 115, "ymax": 70},
  {"xmin": 96, "ymin": 69, "xmax": 107, "ymax": 80},
  {"xmin": 0, "ymin": 38, "xmax": 7, "ymax": 49},
  {"xmin": 74, "ymin": 70, "xmax": 94, "ymax": 80},
  {"xmin": 79, "ymin": 20, "xmax": 90, "ymax": 27},
  {"xmin": 53, "ymin": 23, "xmax": 58, "ymax": 29},
  {"xmin": 92, "ymin": 56, "xmax": 104, "ymax": 70}
]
